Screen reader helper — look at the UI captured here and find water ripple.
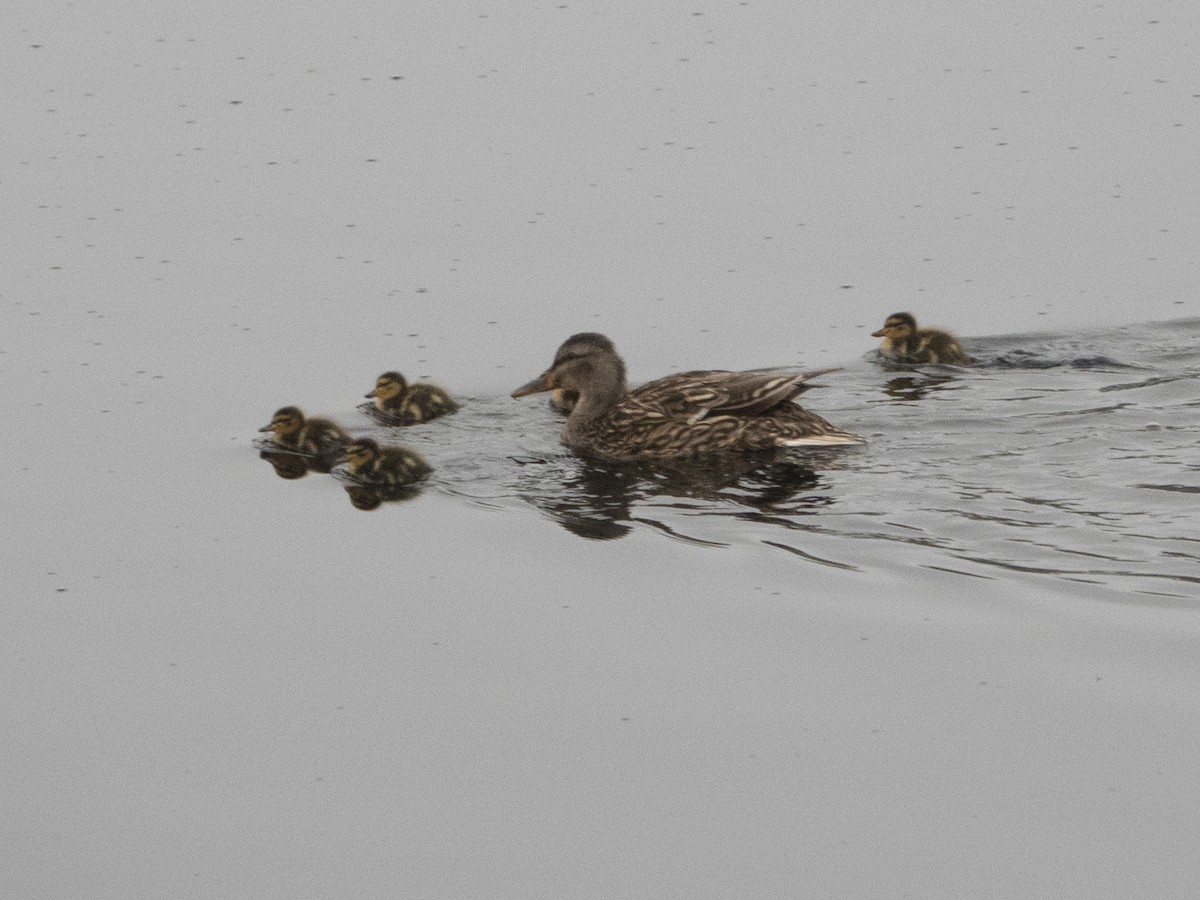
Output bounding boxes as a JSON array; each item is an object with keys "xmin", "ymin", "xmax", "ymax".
[{"xmin": 280, "ymin": 319, "xmax": 1200, "ymax": 603}]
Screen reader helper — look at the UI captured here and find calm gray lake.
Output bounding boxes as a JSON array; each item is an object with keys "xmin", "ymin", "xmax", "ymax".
[{"xmin": 5, "ymin": 1, "xmax": 1199, "ymax": 897}]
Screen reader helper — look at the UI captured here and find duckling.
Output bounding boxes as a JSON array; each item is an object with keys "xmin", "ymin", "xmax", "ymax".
[
  {"xmin": 258, "ymin": 406, "xmax": 351, "ymax": 456},
  {"xmin": 342, "ymin": 437, "xmax": 431, "ymax": 487},
  {"xmin": 871, "ymin": 312, "xmax": 972, "ymax": 365},
  {"xmin": 364, "ymin": 371, "xmax": 459, "ymax": 424},
  {"xmin": 511, "ymin": 332, "xmax": 864, "ymax": 462}
]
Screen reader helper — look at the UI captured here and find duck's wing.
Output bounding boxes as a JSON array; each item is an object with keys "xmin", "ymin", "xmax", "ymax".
[
  {"xmin": 924, "ymin": 332, "xmax": 973, "ymax": 366},
  {"xmin": 304, "ymin": 419, "xmax": 351, "ymax": 452},
  {"xmin": 632, "ymin": 368, "xmax": 840, "ymax": 421}
]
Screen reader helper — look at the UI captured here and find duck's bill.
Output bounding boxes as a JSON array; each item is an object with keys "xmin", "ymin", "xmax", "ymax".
[
  {"xmin": 257, "ymin": 424, "xmax": 274, "ymax": 432},
  {"xmin": 511, "ymin": 372, "xmax": 554, "ymax": 398},
  {"xmin": 870, "ymin": 328, "xmax": 886, "ymax": 337},
  {"xmin": 363, "ymin": 391, "xmax": 376, "ymax": 398}
]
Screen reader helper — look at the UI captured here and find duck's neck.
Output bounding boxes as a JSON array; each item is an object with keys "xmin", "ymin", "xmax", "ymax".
[{"xmin": 563, "ymin": 357, "xmax": 626, "ymax": 439}]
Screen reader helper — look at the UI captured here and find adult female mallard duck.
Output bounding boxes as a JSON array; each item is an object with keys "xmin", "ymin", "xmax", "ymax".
[
  {"xmin": 364, "ymin": 371, "xmax": 459, "ymax": 425},
  {"xmin": 258, "ymin": 406, "xmax": 350, "ymax": 457},
  {"xmin": 342, "ymin": 437, "xmax": 431, "ymax": 487},
  {"xmin": 511, "ymin": 332, "xmax": 864, "ymax": 462},
  {"xmin": 871, "ymin": 312, "xmax": 972, "ymax": 365}
]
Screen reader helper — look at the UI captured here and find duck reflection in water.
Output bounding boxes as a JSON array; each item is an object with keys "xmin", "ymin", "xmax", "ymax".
[
  {"xmin": 257, "ymin": 447, "xmax": 314, "ymax": 479},
  {"xmin": 514, "ymin": 449, "xmax": 842, "ymax": 541},
  {"xmin": 255, "ymin": 439, "xmax": 345, "ymax": 477},
  {"xmin": 881, "ymin": 374, "xmax": 956, "ymax": 402},
  {"xmin": 339, "ymin": 482, "xmax": 424, "ymax": 511}
]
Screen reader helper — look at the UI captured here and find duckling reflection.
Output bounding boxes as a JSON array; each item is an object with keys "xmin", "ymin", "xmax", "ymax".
[
  {"xmin": 514, "ymin": 449, "xmax": 841, "ymax": 541},
  {"xmin": 361, "ymin": 371, "xmax": 459, "ymax": 425},
  {"xmin": 340, "ymin": 483, "xmax": 424, "ymax": 510},
  {"xmin": 258, "ymin": 448, "xmax": 319, "ymax": 479},
  {"xmin": 881, "ymin": 374, "xmax": 956, "ymax": 402}
]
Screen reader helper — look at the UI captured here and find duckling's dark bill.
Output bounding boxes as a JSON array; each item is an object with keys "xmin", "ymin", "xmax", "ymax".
[{"xmin": 511, "ymin": 373, "xmax": 555, "ymax": 398}]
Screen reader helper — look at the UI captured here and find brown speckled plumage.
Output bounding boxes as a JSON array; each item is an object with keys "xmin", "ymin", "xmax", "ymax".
[
  {"xmin": 343, "ymin": 437, "xmax": 431, "ymax": 487},
  {"xmin": 365, "ymin": 371, "xmax": 459, "ymax": 425},
  {"xmin": 871, "ymin": 312, "xmax": 972, "ymax": 365},
  {"xmin": 512, "ymin": 333, "xmax": 864, "ymax": 462},
  {"xmin": 258, "ymin": 406, "xmax": 350, "ymax": 457}
]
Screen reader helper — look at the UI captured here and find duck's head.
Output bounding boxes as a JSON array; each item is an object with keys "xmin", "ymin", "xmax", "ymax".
[
  {"xmin": 511, "ymin": 332, "xmax": 625, "ymax": 400},
  {"xmin": 366, "ymin": 371, "xmax": 407, "ymax": 401},
  {"xmin": 258, "ymin": 406, "xmax": 305, "ymax": 438},
  {"xmin": 871, "ymin": 312, "xmax": 917, "ymax": 340},
  {"xmin": 344, "ymin": 437, "xmax": 382, "ymax": 472}
]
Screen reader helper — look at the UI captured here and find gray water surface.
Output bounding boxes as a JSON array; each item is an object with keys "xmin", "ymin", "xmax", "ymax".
[{"xmin": 6, "ymin": 0, "xmax": 1200, "ymax": 895}]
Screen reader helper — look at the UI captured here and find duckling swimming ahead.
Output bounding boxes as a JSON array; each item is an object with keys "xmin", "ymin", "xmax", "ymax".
[
  {"xmin": 258, "ymin": 406, "xmax": 351, "ymax": 457},
  {"xmin": 511, "ymin": 332, "xmax": 864, "ymax": 463},
  {"xmin": 871, "ymin": 312, "xmax": 972, "ymax": 365},
  {"xmin": 342, "ymin": 437, "xmax": 431, "ymax": 487},
  {"xmin": 364, "ymin": 371, "xmax": 459, "ymax": 425}
]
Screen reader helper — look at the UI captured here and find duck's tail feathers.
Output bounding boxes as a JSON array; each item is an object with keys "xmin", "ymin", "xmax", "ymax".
[{"xmin": 778, "ymin": 432, "xmax": 866, "ymax": 447}]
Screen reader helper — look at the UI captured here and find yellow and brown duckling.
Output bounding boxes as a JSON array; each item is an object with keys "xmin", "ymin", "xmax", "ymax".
[
  {"xmin": 258, "ymin": 406, "xmax": 351, "ymax": 456},
  {"xmin": 871, "ymin": 312, "xmax": 972, "ymax": 365},
  {"xmin": 364, "ymin": 371, "xmax": 459, "ymax": 425},
  {"xmin": 511, "ymin": 332, "xmax": 865, "ymax": 463},
  {"xmin": 342, "ymin": 437, "xmax": 431, "ymax": 487}
]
